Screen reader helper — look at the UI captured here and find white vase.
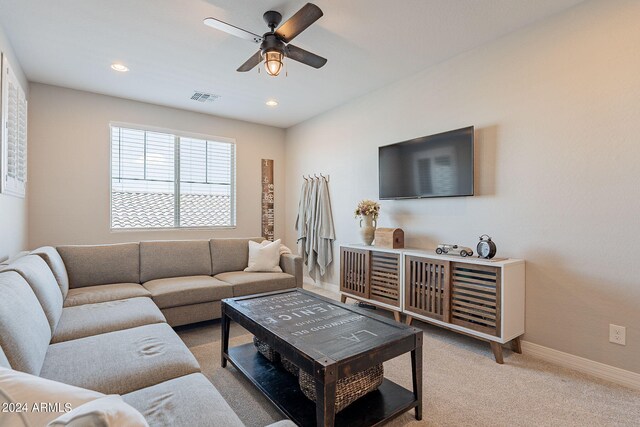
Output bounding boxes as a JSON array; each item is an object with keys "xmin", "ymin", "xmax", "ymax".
[{"xmin": 359, "ymin": 214, "xmax": 377, "ymax": 246}]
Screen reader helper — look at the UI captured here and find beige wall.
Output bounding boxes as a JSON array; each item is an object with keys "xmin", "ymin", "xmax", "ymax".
[
  {"xmin": 284, "ymin": 1, "xmax": 640, "ymax": 373},
  {"xmin": 27, "ymin": 84, "xmax": 286, "ymax": 246},
  {"xmin": 0, "ymin": 23, "xmax": 29, "ymax": 260}
]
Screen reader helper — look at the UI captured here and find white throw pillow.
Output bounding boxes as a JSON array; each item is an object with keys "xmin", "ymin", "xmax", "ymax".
[
  {"xmin": 245, "ymin": 239, "xmax": 283, "ymax": 272},
  {"xmin": 47, "ymin": 395, "xmax": 148, "ymax": 427},
  {"xmin": 0, "ymin": 366, "xmax": 103, "ymax": 427}
]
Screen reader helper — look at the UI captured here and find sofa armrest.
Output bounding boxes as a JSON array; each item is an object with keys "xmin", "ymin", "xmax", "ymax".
[{"xmin": 279, "ymin": 254, "xmax": 302, "ymax": 288}]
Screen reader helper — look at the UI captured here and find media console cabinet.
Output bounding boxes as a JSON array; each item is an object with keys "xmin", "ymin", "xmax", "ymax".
[{"xmin": 340, "ymin": 244, "xmax": 525, "ymax": 364}]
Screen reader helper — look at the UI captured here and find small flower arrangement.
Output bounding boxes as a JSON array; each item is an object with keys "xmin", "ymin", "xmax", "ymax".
[{"xmin": 354, "ymin": 199, "xmax": 380, "ymax": 219}]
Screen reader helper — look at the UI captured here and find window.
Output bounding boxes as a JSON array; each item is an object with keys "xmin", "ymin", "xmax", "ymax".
[
  {"xmin": 1, "ymin": 54, "xmax": 28, "ymax": 198},
  {"xmin": 110, "ymin": 125, "xmax": 235, "ymax": 229}
]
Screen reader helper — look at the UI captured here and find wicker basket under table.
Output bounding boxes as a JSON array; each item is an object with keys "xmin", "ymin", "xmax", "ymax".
[
  {"xmin": 254, "ymin": 336, "xmax": 384, "ymax": 412},
  {"xmin": 253, "ymin": 336, "xmax": 280, "ymax": 363},
  {"xmin": 254, "ymin": 337, "xmax": 298, "ymax": 377},
  {"xmin": 299, "ymin": 364, "xmax": 384, "ymax": 413}
]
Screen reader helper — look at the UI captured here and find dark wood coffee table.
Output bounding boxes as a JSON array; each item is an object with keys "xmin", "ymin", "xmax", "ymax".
[{"xmin": 221, "ymin": 289, "xmax": 423, "ymax": 427}]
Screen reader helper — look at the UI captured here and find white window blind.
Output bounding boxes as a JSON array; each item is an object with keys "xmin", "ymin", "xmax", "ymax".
[
  {"xmin": 1, "ymin": 55, "xmax": 28, "ymax": 197},
  {"xmin": 110, "ymin": 125, "xmax": 235, "ymax": 229}
]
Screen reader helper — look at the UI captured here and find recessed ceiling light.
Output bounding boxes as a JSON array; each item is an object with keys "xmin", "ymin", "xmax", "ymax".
[
  {"xmin": 111, "ymin": 63, "xmax": 129, "ymax": 72},
  {"xmin": 266, "ymin": 100, "xmax": 278, "ymax": 107}
]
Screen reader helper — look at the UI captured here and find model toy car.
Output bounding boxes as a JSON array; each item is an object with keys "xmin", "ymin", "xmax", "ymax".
[{"xmin": 436, "ymin": 244, "xmax": 473, "ymax": 257}]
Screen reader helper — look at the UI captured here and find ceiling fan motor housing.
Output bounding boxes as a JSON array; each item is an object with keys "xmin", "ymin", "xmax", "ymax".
[
  {"xmin": 260, "ymin": 34, "xmax": 286, "ymax": 57},
  {"xmin": 263, "ymin": 10, "xmax": 283, "ymax": 30}
]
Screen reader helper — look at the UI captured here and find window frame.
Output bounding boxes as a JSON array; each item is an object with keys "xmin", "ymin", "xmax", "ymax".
[
  {"xmin": 109, "ymin": 122, "xmax": 236, "ymax": 231},
  {"xmin": 1, "ymin": 54, "xmax": 28, "ymax": 198}
]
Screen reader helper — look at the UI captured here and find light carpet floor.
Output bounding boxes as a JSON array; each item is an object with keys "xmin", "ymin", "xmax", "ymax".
[{"xmin": 175, "ymin": 286, "xmax": 640, "ymax": 427}]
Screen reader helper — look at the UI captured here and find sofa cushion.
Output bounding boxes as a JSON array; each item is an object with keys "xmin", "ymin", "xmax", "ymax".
[
  {"xmin": 41, "ymin": 323, "xmax": 200, "ymax": 395},
  {"xmin": 63, "ymin": 283, "xmax": 151, "ymax": 307},
  {"xmin": 0, "ymin": 272, "xmax": 51, "ymax": 375},
  {"xmin": 48, "ymin": 395, "xmax": 149, "ymax": 427},
  {"xmin": 124, "ymin": 373, "xmax": 244, "ymax": 427},
  {"xmin": 143, "ymin": 276, "xmax": 232, "ymax": 309},
  {"xmin": 52, "ymin": 298, "xmax": 166, "ymax": 343},
  {"xmin": 31, "ymin": 246, "xmax": 70, "ymax": 298},
  {"xmin": 5, "ymin": 255, "xmax": 64, "ymax": 334},
  {"xmin": 210, "ymin": 237, "xmax": 264, "ymax": 275},
  {"xmin": 161, "ymin": 302, "xmax": 221, "ymax": 327},
  {"xmin": 215, "ymin": 271, "xmax": 296, "ymax": 297},
  {"xmin": 0, "ymin": 366, "xmax": 104, "ymax": 427},
  {"xmin": 0, "ymin": 251, "xmax": 28, "ymax": 268},
  {"xmin": 57, "ymin": 243, "xmax": 140, "ymax": 288},
  {"xmin": 0, "ymin": 345, "xmax": 10, "ymax": 369},
  {"xmin": 140, "ymin": 240, "xmax": 212, "ymax": 282}
]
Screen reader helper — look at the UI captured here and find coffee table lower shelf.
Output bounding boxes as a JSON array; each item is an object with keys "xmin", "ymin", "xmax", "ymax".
[{"xmin": 226, "ymin": 343, "xmax": 418, "ymax": 427}]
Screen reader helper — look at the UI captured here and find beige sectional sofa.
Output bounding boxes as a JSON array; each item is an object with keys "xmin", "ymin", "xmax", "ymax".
[
  {"xmin": 48, "ymin": 238, "xmax": 301, "ymax": 326},
  {"xmin": 0, "ymin": 238, "xmax": 301, "ymax": 426}
]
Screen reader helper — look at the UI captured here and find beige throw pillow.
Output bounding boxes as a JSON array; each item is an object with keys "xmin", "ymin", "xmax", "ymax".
[
  {"xmin": 47, "ymin": 395, "xmax": 148, "ymax": 427},
  {"xmin": 245, "ymin": 239, "xmax": 283, "ymax": 272}
]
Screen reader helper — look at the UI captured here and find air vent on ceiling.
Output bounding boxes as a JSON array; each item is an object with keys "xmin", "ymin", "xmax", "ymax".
[{"xmin": 191, "ymin": 91, "xmax": 221, "ymax": 103}]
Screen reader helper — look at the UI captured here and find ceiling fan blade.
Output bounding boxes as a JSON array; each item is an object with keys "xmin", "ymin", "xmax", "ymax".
[
  {"xmin": 203, "ymin": 17, "xmax": 263, "ymax": 44},
  {"xmin": 285, "ymin": 44, "xmax": 327, "ymax": 69},
  {"xmin": 275, "ymin": 3, "xmax": 323, "ymax": 43},
  {"xmin": 237, "ymin": 51, "xmax": 263, "ymax": 72}
]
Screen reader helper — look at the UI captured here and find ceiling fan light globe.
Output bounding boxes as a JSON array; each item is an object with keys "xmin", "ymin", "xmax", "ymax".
[{"xmin": 264, "ymin": 51, "xmax": 283, "ymax": 76}]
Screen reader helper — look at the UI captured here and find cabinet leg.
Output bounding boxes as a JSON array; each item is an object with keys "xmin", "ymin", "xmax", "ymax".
[
  {"xmin": 405, "ymin": 315, "xmax": 413, "ymax": 325},
  {"xmin": 393, "ymin": 311, "xmax": 401, "ymax": 322},
  {"xmin": 490, "ymin": 342, "xmax": 504, "ymax": 364},
  {"xmin": 340, "ymin": 294, "xmax": 347, "ymax": 303},
  {"xmin": 510, "ymin": 336, "xmax": 522, "ymax": 354}
]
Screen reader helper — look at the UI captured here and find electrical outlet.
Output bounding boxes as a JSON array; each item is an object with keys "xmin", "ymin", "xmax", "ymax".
[{"xmin": 609, "ymin": 324, "xmax": 626, "ymax": 346}]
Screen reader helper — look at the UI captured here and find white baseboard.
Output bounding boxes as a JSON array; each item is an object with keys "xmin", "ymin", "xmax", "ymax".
[
  {"xmin": 303, "ymin": 277, "xmax": 339, "ymax": 294},
  {"xmin": 322, "ymin": 282, "xmax": 340, "ymax": 294},
  {"xmin": 522, "ymin": 341, "xmax": 640, "ymax": 390}
]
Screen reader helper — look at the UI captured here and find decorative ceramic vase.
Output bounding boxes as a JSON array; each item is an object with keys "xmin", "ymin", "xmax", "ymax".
[{"xmin": 359, "ymin": 214, "xmax": 377, "ymax": 246}]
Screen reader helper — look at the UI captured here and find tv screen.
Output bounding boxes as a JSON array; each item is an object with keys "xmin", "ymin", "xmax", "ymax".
[{"xmin": 379, "ymin": 126, "xmax": 474, "ymax": 199}]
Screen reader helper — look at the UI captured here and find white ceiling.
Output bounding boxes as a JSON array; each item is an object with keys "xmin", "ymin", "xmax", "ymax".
[{"xmin": 0, "ymin": 0, "xmax": 584, "ymax": 128}]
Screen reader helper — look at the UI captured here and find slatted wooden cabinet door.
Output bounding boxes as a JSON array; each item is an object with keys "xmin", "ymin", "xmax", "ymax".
[
  {"xmin": 369, "ymin": 251, "xmax": 401, "ymax": 307},
  {"xmin": 450, "ymin": 263, "xmax": 501, "ymax": 336},
  {"xmin": 340, "ymin": 247, "xmax": 370, "ymax": 299},
  {"xmin": 404, "ymin": 256, "xmax": 450, "ymax": 322}
]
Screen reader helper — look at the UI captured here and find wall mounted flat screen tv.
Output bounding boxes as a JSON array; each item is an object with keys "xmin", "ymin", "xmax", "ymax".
[{"xmin": 379, "ymin": 126, "xmax": 474, "ymax": 199}]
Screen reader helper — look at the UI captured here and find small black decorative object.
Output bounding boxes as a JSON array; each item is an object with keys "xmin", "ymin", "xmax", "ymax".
[{"xmin": 477, "ymin": 235, "xmax": 497, "ymax": 259}]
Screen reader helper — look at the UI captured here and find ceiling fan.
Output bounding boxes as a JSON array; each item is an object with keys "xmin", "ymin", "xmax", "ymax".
[{"xmin": 203, "ymin": 3, "xmax": 327, "ymax": 77}]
